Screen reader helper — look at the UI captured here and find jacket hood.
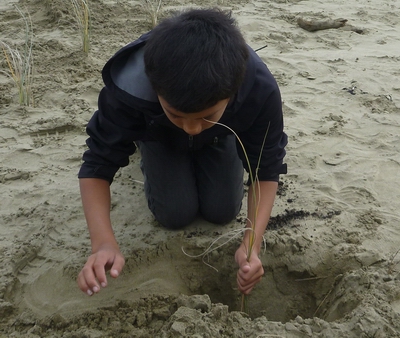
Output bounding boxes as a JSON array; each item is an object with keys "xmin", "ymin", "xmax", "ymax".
[{"xmin": 101, "ymin": 31, "xmax": 257, "ymax": 116}]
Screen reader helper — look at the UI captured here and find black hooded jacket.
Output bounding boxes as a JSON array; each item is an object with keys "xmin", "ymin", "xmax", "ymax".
[{"xmin": 78, "ymin": 32, "xmax": 288, "ymax": 184}]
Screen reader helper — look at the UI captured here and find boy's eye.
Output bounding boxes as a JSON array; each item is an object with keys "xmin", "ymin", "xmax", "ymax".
[{"xmin": 168, "ymin": 113, "xmax": 180, "ymax": 119}]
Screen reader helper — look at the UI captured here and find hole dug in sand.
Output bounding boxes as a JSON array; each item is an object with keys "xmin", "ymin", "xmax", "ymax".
[
  {"xmin": 7, "ymin": 230, "xmax": 376, "ymax": 331},
  {"xmin": 174, "ymin": 236, "xmax": 363, "ymax": 323}
]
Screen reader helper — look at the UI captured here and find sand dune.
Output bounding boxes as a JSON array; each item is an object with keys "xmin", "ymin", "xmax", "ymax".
[{"xmin": 1, "ymin": 0, "xmax": 400, "ymax": 336}]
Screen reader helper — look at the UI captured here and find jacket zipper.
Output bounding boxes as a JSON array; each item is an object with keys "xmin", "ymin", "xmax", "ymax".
[{"xmin": 188, "ymin": 135, "xmax": 193, "ymax": 149}]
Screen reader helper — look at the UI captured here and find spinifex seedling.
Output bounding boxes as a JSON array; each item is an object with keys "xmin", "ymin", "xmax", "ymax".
[{"xmin": 181, "ymin": 119, "xmax": 271, "ymax": 312}]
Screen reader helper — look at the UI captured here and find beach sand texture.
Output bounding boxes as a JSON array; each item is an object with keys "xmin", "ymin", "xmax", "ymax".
[{"xmin": 1, "ymin": 0, "xmax": 400, "ymax": 336}]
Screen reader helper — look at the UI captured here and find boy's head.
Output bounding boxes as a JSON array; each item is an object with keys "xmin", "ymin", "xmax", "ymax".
[{"xmin": 144, "ymin": 8, "xmax": 249, "ymax": 113}]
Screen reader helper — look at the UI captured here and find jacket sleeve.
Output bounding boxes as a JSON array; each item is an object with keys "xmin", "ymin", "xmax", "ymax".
[
  {"xmin": 238, "ymin": 87, "xmax": 288, "ymax": 183},
  {"xmin": 78, "ymin": 86, "xmax": 147, "ymax": 184}
]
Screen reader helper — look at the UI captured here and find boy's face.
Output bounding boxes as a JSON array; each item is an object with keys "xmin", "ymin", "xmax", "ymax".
[{"xmin": 158, "ymin": 96, "xmax": 229, "ymax": 136}]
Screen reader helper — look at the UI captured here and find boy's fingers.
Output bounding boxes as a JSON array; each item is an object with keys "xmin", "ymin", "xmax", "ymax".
[
  {"xmin": 77, "ymin": 250, "xmax": 125, "ymax": 295},
  {"xmin": 92, "ymin": 251, "xmax": 123, "ymax": 287},
  {"xmin": 237, "ymin": 274, "xmax": 262, "ymax": 294},
  {"xmin": 237, "ymin": 273, "xmax": 262, "ymax": 286},
  {"xmin": 238, "ymin": 261, "xmax": 263, "ymax": 279},
  {"xmin": 110, "ymin": 254, "xmax": 125, "ymax": 278},
  {"xmin": 78, "ymin": 254, "xmax": 107, "ymax": 294},
  {"xmin": 93, "ymin": 259, "xmax": 108, "ymax": 289},
  {"xmin": 78, "ymin": 261, "xmax": 98, "ymax": 295},
  {"xmin": 237, "ymin": 272, "xmax": 260, "ymax": 287},
  {"xmin": 239, "ymin": 263, "xmax": 251, "ymax": 273},
  {"xmin": 77, "ymin": 272, "xmax": 90, "ymax": 294},
  {"xmin": 242, "ymin": 267, "xmax": 264, "ymax": 280},
  {"xmin": 83, "ymin": 265, "xmax": 101, "ymax": 293},
  {"xmin": 236, "ymin": 260, "xmax": 264, "ymax": 294}
]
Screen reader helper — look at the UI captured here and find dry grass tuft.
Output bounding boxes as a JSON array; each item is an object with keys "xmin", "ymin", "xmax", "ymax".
[
  {"xmin": 70, "ymin": 0, "xmax": 91, "ymax": 54},
  {"xmin": 141, "ymin": 0, "xmax": 163, "ymax": 28},
  {"xmin": 0, "ymin": 6, "xmax": 34, "ymax": 106}
]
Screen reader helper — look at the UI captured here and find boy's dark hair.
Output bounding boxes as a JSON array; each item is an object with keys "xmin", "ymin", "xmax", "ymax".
[{"xmin": 144, "ymin": 8, "xmax": 249, "ymax": 113}]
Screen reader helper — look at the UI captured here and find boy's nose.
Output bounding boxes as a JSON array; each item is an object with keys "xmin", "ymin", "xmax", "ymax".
[{"xmin": 182, "ymin": 120, "xmax": 202, "ymax": 135}]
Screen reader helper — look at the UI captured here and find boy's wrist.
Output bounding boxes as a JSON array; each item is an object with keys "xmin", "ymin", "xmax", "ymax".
[
  {"xmin": 240, "ymin": 232, "xmax": 262, "ymax": 256},
  {"xmin": 91, "ymin": 237, "xmax": 119, "ymax": 254}
]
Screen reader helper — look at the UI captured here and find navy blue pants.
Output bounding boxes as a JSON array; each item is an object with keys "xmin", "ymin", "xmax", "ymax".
[{"xmin": 137, "ymin": 135, "xmax": 244, "ymax": 229}]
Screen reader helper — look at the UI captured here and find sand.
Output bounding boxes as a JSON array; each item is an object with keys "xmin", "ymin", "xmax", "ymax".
[{"xmin": 1, "ymin": 0, "xmax": 400, "ymax": 336}]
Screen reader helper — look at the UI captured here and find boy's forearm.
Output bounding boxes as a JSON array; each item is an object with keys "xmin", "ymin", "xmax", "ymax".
[
  {"xmin": 79, "ymin": 178, "xmax": 119, "ymax": 253},
  {"xmin": 243, "ymin": 181, "xmax": 278, "ymax": 255}
]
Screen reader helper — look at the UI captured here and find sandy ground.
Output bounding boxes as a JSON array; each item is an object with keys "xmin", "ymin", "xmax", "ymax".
[{"xmin": 1, "ymin": 0, "xmax": 400, "ymax": 336}]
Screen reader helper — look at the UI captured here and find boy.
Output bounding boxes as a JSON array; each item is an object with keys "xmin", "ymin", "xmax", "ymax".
[{"xmin": 77, "ymin": 8, "xmax": 287, "ymax": 297}]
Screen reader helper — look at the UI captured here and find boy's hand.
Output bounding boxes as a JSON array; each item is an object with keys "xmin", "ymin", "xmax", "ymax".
[
  {"xmin": 235, "ymin": 244, "xmax": 264, "ymax": 295},
  {"xmin": 77, "ymin": 244, "xmax": 125, "ymax": 296}
]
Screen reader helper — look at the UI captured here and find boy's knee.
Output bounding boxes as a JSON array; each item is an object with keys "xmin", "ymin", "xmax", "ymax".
[
  {"xmin": 201, "ymin": 202, "xmax": 241, "ymax": 225},
  {"xmin": 146, "ymin": 192, "xmax": 199, "ymax": 229},
  {"xmin": 202, "ymin": 213, "xmax": 235, "ymax": 225},
  {"xmin": 154, "ymin": 208, "xmax": 198, "ymax": 230}
]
